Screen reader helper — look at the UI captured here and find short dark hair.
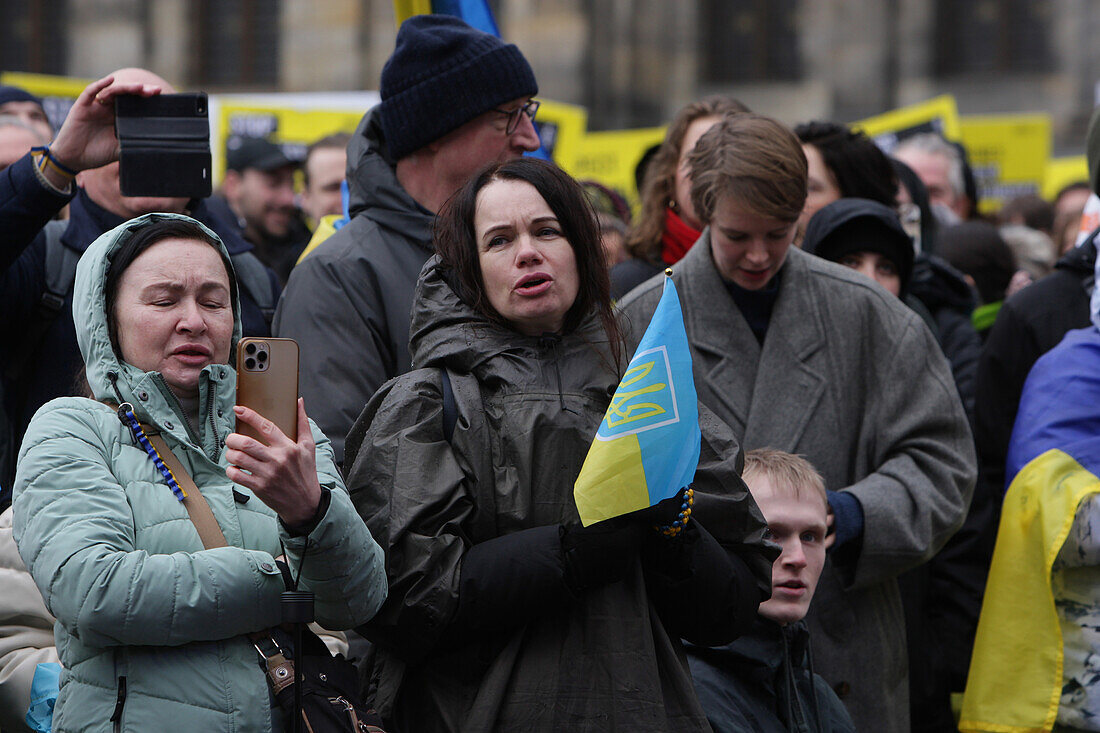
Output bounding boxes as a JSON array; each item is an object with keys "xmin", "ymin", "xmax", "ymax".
[
  {"xmin": 689, "ymin": 113, "xmax": 808, "ymax": 224},
  {"xmin": 304, "ymin": 132, "xmax": 352, "ymax": 186},
  {"xmin": 937, "ymin": 221, "xmax": 1016, "ymax": 304},
  {"xmin": 105, "ymin": 217, "xmax": 236, "ymax": 355},
  {"xmin": 998, "ymin": 193, "xmax": 1055, "ymax": 234},
  {"xmin": 433, "ymin": 158, "xmax": 622, "ymax": 367},
  {"xmin": 794, "ymin": 121, "xmax": 898, "ymax": 208}
]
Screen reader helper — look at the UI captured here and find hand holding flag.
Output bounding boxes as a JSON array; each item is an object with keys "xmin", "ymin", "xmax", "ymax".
[{"xmin": 574, "ymin": 274, "xmax": 701, "ymax": 526}]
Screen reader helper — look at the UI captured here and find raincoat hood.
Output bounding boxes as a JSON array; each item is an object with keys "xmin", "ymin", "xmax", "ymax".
[{"xmin": 73, "ymin": 212, "xmax": 243, "ymax": 418}]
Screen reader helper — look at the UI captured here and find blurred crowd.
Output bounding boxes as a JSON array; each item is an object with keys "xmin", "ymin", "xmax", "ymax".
[{"xmin": 1, "ymin": 13, "xmax": 1098, "ymax": 733}]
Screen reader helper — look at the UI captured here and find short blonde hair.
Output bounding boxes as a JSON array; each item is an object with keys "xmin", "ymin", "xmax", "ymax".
[{"xmin": 742, "ymin": 448, "xmax": 827, "ymax": 512}]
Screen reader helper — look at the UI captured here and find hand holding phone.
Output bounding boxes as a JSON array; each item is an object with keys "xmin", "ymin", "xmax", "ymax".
[{"xmin": 227, "ymin": 338, "xmax": 322, "ymax": 525}]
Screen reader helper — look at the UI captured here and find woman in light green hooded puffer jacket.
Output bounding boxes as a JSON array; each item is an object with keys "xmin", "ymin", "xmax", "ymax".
[{"xmin": 12, "ymin": 213, "xmax": 387, "ymax": 732}]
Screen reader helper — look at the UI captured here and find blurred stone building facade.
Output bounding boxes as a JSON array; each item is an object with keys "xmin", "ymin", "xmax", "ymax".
[{"xmin": 3, "ymin": 0, "xmax": 1098, "ymax": 151}]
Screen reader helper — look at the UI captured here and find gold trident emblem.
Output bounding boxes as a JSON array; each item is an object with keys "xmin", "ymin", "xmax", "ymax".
[{"xmin": 606, "ymin": 360, "xmax": 668, "ymax": 428}]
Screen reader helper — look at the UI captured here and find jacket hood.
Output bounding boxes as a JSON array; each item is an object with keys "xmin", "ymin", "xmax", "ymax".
[
  {"xmin": 346, "ymin": 107, "xmax": 434, "ymax": 247},
  {"xmin": 73, "ymin": 213, "xmax": 243, "ymax": 412},
  {"xmin": 408, "ymin": 255, "xmax": 608, "ymax": 374},
  {"xmin": 801, "ymin": 198, "xmax": 915, "ymax": 292}
]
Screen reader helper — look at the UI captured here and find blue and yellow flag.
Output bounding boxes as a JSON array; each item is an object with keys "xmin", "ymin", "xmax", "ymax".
[
  {"xmin": 960, "ymin": 327, "xmax": 1100, "ymax": 732},
  {"xmin": 393, "ymin": 0, "xmax": 500, "ymax": 35},
  {"xmin": 574, "ymin": 276, "xmax": 700, "ymax": 526}
]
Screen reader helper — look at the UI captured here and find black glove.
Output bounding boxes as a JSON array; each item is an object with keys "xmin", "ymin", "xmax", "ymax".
[
  {"xmin": 631, "ymin": 487, "xmax": 691, "ymax": 530},
  {"xmin": 560, "ymin": 515, "xmax": 642, "ymax": 592}
]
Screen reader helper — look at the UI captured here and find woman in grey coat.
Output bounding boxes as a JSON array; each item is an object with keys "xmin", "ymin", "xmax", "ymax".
[
  {"xmin": 345, "ymin": 158, "xmax": 775, "ymax": 732},
  {"xmin": 618, "ymin": 114, "xmax": 976, "ymax": 733}
]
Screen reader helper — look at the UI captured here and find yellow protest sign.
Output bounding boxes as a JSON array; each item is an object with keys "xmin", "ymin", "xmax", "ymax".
[
  {"xmin": 1043, "ymin": 156, "xmax": 1089, "ymax": 201},
  {"xmin": 853, "ymin": 95, "xmax": 961, "ymax": 152},
  {"xmin": 559, "ymin": 127, "xmax": 666, "ymax": 210},
  {"xmin": 959, "ymin": 114, "xmax": 1051, "ymax": 214},
  {"xmin": 532, "ymin": 99, "xmax": 588, "ymax": 163},
  {"xmin": 212, "ymin": 93, "xmax": 378, "ymax": 182}
]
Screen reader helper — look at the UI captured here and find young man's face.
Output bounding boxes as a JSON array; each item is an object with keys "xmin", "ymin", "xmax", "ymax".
[{"xmin": 751, "ymin": 474, "xmax": 828, "ymax": 625}]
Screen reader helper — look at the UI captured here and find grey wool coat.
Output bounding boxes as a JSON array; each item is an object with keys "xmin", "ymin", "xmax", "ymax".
[{"xmin": 618, "ymin": 236, "xmax": 976, "ymax": 733}]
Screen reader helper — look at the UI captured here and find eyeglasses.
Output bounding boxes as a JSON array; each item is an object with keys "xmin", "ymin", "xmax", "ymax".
[{"xmin": 492, "ymin": 99, "xmax": 540, "ymax": 135}]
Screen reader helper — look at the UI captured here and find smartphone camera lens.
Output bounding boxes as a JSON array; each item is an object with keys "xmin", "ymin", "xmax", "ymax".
[
  {"xmin": 245, "ymin": 357, "xmax": 256, "ymax": 370},
  {"xmin": 257, "ymin": 350, "xmax": 268, "ymax": 362},
  {"xmin": 245, "ymin": 343, "xmax": 257, "ymax": 356}
]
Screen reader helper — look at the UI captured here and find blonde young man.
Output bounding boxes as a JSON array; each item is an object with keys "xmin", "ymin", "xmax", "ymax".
[{"xmin": 687, "ymin": 449, "xmax": 855, "ymax": 733}]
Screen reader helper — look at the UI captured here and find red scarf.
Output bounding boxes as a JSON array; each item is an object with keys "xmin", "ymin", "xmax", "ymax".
[{"xmin": 661, "ymin": 207, "xmax": 702, "ymax": 265}]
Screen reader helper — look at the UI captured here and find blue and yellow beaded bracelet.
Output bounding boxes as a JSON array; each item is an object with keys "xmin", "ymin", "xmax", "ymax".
[{"xmin": 655, "ymin": 487, "xmax": 694, "ymax": 537}]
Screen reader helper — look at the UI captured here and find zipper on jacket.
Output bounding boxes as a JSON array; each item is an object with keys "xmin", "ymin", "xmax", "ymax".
[
  {"xmin": 153, "ymin": 371, "xmax": 223, "ymax": 462},
  {"xmin": 110, "ymin": 676, "xmax": 127, "ymax": 733},
  {"xmin": 152, "ymin": 373, "xmax": 201, "ymax": 445},
  {"xmin": 204, "ymin": 381, "xmax": 220, "ymax": 461},
  {"xmin": 537, "ymin": 334, "xmax": 575, "ymax": 413}
]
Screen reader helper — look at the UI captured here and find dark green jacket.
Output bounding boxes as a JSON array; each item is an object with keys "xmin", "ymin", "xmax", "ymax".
[{"xmin": 346, "ymin": 257, "xmax": 775, "ymax": 732}]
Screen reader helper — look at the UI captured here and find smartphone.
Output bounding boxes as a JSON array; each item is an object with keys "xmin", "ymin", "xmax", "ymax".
[
  {"xmin": 235, "ymin": 338, "xmax": 299, "ymax": 444},
  {"xmin": 115, "ymin": 92, "xmax": 211, "ymax": 198}
]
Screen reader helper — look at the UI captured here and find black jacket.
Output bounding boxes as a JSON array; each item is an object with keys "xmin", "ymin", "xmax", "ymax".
[
  {"xmin": 687, "ymin": 618, "xmax": 855, "ymax": 733},
  {"xmin": 975, "ymin": 234, "xmax": 1096, "ymax": 505},
  {"xmin": 908, "ymin": 253, "xmax": 980, "ymax": 425},
  {"xmin": 610, "ymin": 257, "xmax": 662, "ymax": 300},
  {"xmin": 903, "ymin": 254, "xmax": 989, "ymax": 733},
  {"xmin": 272, "ymin": 108, "xmax": 435, "ymax": 464}
]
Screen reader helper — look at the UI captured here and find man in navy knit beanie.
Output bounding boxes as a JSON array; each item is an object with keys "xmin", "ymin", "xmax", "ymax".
[{"xmin": 274, "ymin": 15, "xmax": 541, "ymax": 464}]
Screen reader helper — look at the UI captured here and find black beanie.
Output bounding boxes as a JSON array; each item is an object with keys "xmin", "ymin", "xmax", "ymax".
[{"xmin": 378, "ymin": 15, "xmax": 538, "ymax": 161}]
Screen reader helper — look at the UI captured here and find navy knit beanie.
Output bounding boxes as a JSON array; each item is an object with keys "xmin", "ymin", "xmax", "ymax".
[{"xmin": 378, "ymin": 15, "xmax": 537, "ymax": 160}]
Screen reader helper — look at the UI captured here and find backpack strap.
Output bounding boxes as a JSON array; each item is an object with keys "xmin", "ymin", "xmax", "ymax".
[
  {"xmin": 440, "ymin": 368, "xmax": 457, "ymax": 444},
  {"xmin": 230, "ymin": 251, "xmax": 277, "ymax": 327},
  {"xmin": 5, "ymin": 220, "xmax": 77, "ymax": 384}
]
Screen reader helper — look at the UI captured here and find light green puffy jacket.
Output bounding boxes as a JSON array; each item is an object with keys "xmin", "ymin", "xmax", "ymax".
[{"xmin": 12, "ymin": 213, "xmax": 387, "ymax": 733}]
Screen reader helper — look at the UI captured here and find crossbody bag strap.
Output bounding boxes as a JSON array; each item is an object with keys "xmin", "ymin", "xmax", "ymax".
[
  {"xmin": 146, "ymin": 432, "xmax": 295, "ymax": 692},
  {"xmin": 144, "ymin": 432, "xmax": 229, "ymax": 550},
  {"xmin": 106, "ymin": 400, "xmax": 295, "ymax": 689},
  {"xmin": 145, "ymin": 422, "xmax": 294, "ymax": 684}
]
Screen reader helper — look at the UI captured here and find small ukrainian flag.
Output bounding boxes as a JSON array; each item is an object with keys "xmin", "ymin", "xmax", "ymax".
[{"xmin": 574, "ymin": 274, "xmax": 700, "ymax": 526}]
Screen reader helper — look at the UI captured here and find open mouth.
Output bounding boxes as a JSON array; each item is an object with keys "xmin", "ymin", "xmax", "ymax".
[
  {"xmin": 516, "ymin": 274, "xmax": 552, "ymax": 294},
  {"xmin": 775, "ymin": 580, "xmax": 806, "ymax": 590}
]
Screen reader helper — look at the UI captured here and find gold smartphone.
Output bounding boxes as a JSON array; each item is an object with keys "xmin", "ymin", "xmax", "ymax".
[{"xmin": 235, "ymin": 337, "xmax": 299, "ymax": 443}]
